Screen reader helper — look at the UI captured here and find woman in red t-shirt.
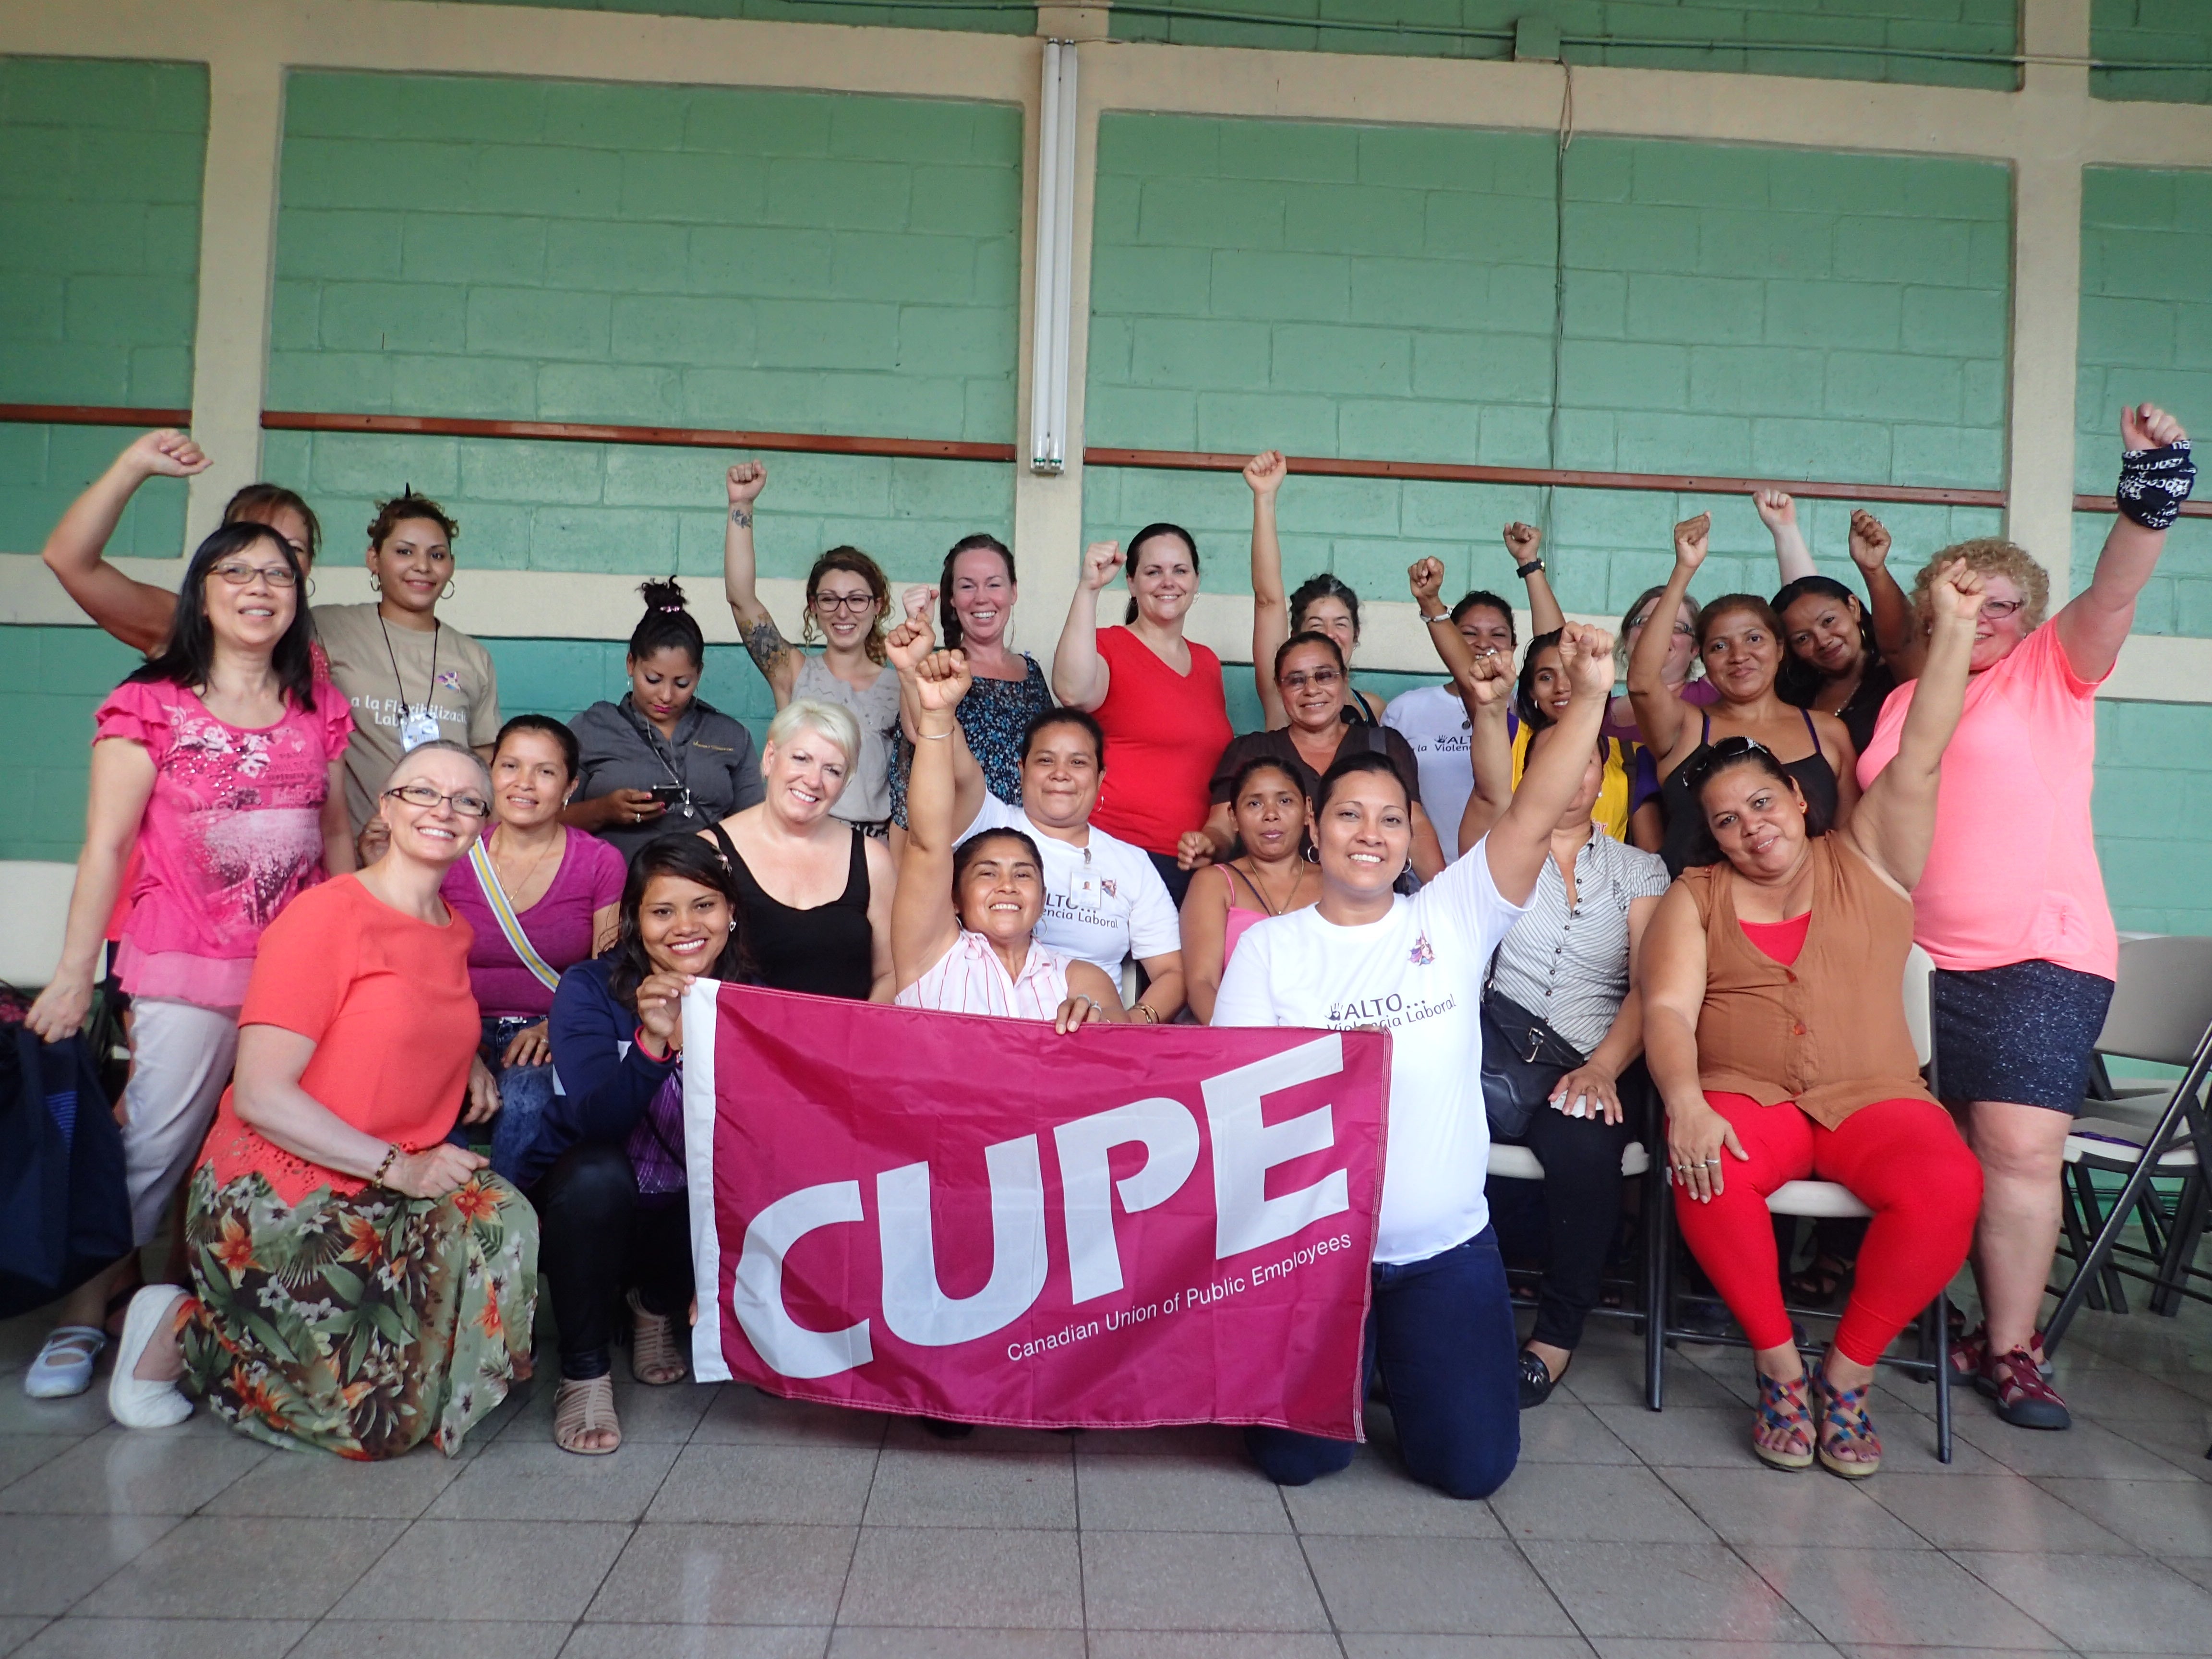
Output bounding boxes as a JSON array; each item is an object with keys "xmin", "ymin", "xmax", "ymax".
[
  {"xmin": 105, "ymin": 741, "xmax": 537, "ymax": 1459},
  {"xmin": 1051, "ymin": 523, "xmax": 1231, "ymax": 907}
]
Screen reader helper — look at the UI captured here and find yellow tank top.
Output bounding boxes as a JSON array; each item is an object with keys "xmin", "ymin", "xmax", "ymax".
[{"xmin": 1510, "ymin": 726, "xmax": 1635, "ymax": 843}]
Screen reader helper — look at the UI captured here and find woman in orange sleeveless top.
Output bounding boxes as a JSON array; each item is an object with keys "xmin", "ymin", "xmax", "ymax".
[{"xmin": 1642, "ymin": 558, "xmax": 1989, "ymax": 1480}]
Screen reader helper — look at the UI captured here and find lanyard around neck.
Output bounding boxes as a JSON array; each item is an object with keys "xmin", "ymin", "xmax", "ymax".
[{"xmin": 379, "ymin": 614, "xmax": 441, "ymax": 720}]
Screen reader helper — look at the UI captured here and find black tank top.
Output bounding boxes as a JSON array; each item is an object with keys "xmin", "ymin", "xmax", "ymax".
[
  {"xmin": 1658, "ymin": 707, "xmax": 1840, "ymax": 878},
  {"xmin": 712, "ymin": 824, "xmax": 875, "ymax": 999}
]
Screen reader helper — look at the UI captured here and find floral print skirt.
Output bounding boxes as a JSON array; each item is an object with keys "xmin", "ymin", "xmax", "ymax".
[{"xmin": 179, "ymin": 1164, "xmax": 537, "ymax": 1459}]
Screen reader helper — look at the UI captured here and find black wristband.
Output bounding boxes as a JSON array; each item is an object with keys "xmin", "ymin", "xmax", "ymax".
[
  {"xmin": 2116, "ymin": 439, "xmax": 2195, "ymax": 530},
  {"xmin": 1516, "ymin": 558, "xmax": 1545, "ymax": 578}
]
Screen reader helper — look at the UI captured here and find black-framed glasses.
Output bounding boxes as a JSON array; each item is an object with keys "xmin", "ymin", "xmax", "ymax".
[
  {"xmin": 382, "ymin": 783, "xmax": 493, "ymax": 819},
  {"xmin": 1980, "ymin": 598, "xmax": 2025, "ymax": 621},
  {"xmin": 210, "ymin": 561, "xmax": 299, "ymax": 588},
  {"xmin": 813, "ymin": 591, "xmax": 878, "ymax": 614}
]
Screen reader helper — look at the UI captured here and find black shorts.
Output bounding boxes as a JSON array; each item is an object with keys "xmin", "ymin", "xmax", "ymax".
[{"xmin": 1931, "ymin": 959, "xmax": 2115, "ymax": 1113}]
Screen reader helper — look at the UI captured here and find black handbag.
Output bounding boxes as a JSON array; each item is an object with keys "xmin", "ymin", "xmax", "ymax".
[
  {"xmin": 0, "ymin": 1027, "xmax": 132, "ymax": 1318},
  {"xmin": 1479, "ymin": 983, "xmax": 1586, "ymax": 1141}
]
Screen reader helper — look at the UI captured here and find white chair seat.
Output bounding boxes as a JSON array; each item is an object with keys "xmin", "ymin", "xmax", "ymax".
[
  {"xmin": 2066, "ymin": 1118, "xmax": 2200, "ymax": 1170},
  {"xmin": 1484, "ymin": 1140, "xmax": 1653, "ymax": 1183},
  {"xmin": 1766, "ymin": 1179, "xmax": 1871, "ymax": 1219}
]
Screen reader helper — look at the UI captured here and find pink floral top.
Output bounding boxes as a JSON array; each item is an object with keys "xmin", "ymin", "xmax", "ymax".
[{"xmin": 96, "ymin": 677, "xmax": 354, "ymax": 1009}]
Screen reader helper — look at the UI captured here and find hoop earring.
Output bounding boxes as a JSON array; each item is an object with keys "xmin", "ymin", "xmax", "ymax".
[
  {"xmin": 1301, "ymin": 840, "xmax": 1319, "ymax": 865},
  {"xmin": 369, "ymin": 573, "xmax": 383, "ymax": 595},
  {"xmin": 441, "ymin": 578, "xmax": 456, "ymax": 601},
  {"xmin": 305, "ymin": 577, "xmax": 317, "ymax": 599}
]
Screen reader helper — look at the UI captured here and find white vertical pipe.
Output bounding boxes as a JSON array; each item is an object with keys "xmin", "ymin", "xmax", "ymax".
[{"xmin": 1029, "ymin": 39, "xmax": 1077, "ymax": 474}]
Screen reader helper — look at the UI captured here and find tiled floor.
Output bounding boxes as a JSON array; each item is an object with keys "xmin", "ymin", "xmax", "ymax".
[{"xmin": 2, "ymin": 1283, "xmax": 2209, "ymax": 1659}]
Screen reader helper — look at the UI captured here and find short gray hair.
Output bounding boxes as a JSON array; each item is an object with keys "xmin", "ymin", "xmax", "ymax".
[
  {"xmin": 382, "ymin": 738, "xmax": 493, "ymax": 798},
  {"xmin": 765, "ymin": 697, "xmax": 862, "ymax": 772}
]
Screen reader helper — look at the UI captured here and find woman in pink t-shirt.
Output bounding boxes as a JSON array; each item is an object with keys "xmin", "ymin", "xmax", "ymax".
[
  {"xmin": 440, "ymin": 714, "xmax": 625, "ymax": 1181},
  {"xmin": 1051, "ymin": 523, "xmax": 1232, "ymax": 909},
  {"xmin": 22, "ymin": 522, "xmax": 353, "ymax": 1402},
  {"xmin": 1858, "ymin": 402, "xmax": 2195, "ymax": 1432}
]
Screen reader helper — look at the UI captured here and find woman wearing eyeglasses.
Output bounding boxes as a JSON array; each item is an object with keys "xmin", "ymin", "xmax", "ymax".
[
  {"xmin": 1859, "ymin": 404, "xmax": 2194, "ymax": 1433},
  {"xmin": 1631, "ymin": 513, "xmax": 1860, "ymax": 878},
  {"xmin": 721, "ymin": 461, "xmax": 902, "ymax": 836},
  {"xmin": 1179, "ymin": 632, "xmax": 1444, "ymax": 882},
  {"xmin": 105, "ymin": 740, "xmax": 536, "ymax": 1456},
  {"xmin": 1643, "ymin": 559, "xmax": 1990, "ymax": 1479},
  {"xmin": 20, "ymin": 524, "xmax": 355, "ymax": 1406}
]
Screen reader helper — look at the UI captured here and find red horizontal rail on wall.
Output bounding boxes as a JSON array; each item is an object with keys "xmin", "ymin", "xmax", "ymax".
[
  {"xmin": 0, "ymin": 402, "xmax": 193, "ymax": 428},
  {"xmin": 1086, "ymin": 446, "xmax": 2009, "ymax": 509},
  {"xmin": 2074, "ymin": 492, "xmax": 2212, "ymax": 519},
  {"xmin": 260, "ymin": 410, "xmax": 1017, "ymax": 464}
]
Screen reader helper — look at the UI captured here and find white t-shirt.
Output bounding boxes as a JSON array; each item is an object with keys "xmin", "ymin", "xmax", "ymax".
[
  {"xmin": 1383, "ymin": 684, "xmax": 1475, "ymax": 853},
  {"xmin": 1212, "ymin": 840, "xmax": 1528, "ymax": 1266},
  {"xmin": 958, "ymin": 797, "xmax": 1180, "ymax": 976}
]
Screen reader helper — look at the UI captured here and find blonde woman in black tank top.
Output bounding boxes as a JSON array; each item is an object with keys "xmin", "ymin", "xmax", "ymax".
[{"xmin": 699, "ymin": 697, "xmax": 895, "ymax": 1001}]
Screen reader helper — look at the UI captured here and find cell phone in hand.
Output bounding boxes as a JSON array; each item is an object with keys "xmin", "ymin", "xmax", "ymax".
[{"xmin": 648, "ymin": 784, "xmax": 687, "ymax": 808}]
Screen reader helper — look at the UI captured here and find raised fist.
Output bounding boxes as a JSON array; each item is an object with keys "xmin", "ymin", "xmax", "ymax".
[
  {"xmin": 725, "ymin": 461, "xmax": 768, "ymax": 505},
  {"xmin": 1080, "ymin": 541, "xmax": 1121, "ymax": 592},
  {"xmin": 1455, "ymin": 644, "xmax": 1511, "ymax": 709},
  {"xmin": 1503, "ymin": 522, "xmax": 1543, "ymax": 566},
  {"xmin": 1243, "ymin": 450, "xmax": 1287, "ymax": 498},
  {"xmin": 1925, "ymin": 557, "xmax": 1986, "ymax": 628},
  {"xmin": 126, "ymin": 429, "xmax": 208, "ymax": 480},
  {"xmin": 1407, "ymin": 556, "xmax": 1445, "ymax": 609},
  {"xmin": 1848, "ymin": 510, "xmax": 1891, "ymax": 572},
  {"xmin": 2123, "ymin": 402, "xmax": 2188, "ymax": 452},
  {"xmin": 1554, "ymin": 622, "xmax": 1618, "ymax": 701},
  {"xmin": 885, "ymin": 615, "xmax": 935, "ymax": 673},
  {"xmin": 913, "ymin": 648, "xmax": 973, "ymax": 713},
  {"xmin": 1753, "ymin": 490, "xmax": 1795, "ymax": 533},
  {"xmin": 1672, "ymin": 513, "xmax": 1711, "ymax": 572},
  {"xmin": 901, "ymin": 585, "xmax": 938, "ymax": 624}
]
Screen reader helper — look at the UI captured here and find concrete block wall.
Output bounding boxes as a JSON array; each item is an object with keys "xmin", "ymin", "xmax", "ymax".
[
  {"xmin": 267, "ymin": 73, "xmax": 1021, "ymax": 586},
  {"xmin": 1084, "ymin": 114, "xmax": 2007, "ymax": 619},
  {"xmin": 2093, "ymin": 0, "xmax": 2212, "ymax": 105},
  {"xmin": 1111, "ymin": 0, "xmax": 2018, "ymax": 89},
  {"xmin": 0, "ymin": 57, "xmax": 205, "ymax": 557},
  {"xmin": 428, "ymin": 0, "xmax": 1035, "ymax": 33}
]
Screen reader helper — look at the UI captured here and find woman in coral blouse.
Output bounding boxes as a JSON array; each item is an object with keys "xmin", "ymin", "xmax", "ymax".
[{"xmin": 105, "ymin": 742, "xmax": 537, "ymax": 1459}]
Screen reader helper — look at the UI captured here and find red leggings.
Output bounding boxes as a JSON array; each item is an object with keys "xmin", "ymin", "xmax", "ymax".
[{"xmin": 1673, "ymin": 1093, "xmax": 1983, "ymax": 1366}]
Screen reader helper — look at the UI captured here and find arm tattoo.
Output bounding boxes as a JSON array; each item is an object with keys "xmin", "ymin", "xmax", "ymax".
[
  {"xmin": 729, "ymin": 507, "xmax": 752, "ymax": 528},
  {"xmin": 743, "ymin": 616, "xmax": 790, "ymax": 674}
]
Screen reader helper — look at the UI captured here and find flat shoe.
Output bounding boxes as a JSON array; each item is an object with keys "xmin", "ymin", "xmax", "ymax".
[
  {"xmin": 107, "ymin": 1286, "xmax": 193, "ymax": 1430},
  {"xmin": 1517, "ymin": 1348, "xmax": 1563, "ymax": 1410},
  {"xmin": 24, "ymin": 1326, "xmax": 105, "ymax": 1399}
]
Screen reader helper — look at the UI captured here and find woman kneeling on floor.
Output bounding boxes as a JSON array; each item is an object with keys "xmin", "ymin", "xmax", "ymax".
[
  {"xmin": 1641, "ymin": 560, "xmax": 1990, "ymax": 1479},
  {"xmin": 528, "ymin": 834, "xmax": 753, "ymax": 1454},
  {"xmin": 108, "ymin": 742, "xmax": 537, "ymax": 1457}
]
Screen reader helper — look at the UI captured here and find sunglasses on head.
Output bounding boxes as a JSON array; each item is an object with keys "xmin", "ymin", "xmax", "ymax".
[{"xmin": 1679, "ymin": 734, "xmax": 1774, "ymax": 790}]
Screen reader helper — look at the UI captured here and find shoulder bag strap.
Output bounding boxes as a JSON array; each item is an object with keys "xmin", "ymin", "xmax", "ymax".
[{"xmin": 468, "ymin": 838, "xmax": 563, "ymax": 994}]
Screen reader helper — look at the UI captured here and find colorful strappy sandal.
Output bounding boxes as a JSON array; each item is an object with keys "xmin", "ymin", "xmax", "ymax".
[
  {"xmin": 1812, "ymin": 1361, "xmax": 1882, "ymax": 1479},
  {"xmin": 1752, "ymin": 1369, "xmax": 1815, "ymax": 1471}
]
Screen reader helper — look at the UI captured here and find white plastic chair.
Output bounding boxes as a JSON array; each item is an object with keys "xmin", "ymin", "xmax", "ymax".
[
  {"xmin": 1648, "ymin": 945, "xmax": 1954, "ymax": 1463},
  {"xmin": 2046, "ymin": 934, "xmax": 2212, "ymax": 1346},
  {"xmin": 0, "ymin": 861, "xmax": 77, "ymax": 990}
]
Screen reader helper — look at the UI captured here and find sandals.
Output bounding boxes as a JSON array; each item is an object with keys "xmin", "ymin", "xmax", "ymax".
[
  {"xmin": 626, "ymin": 1289, "xmax": 688, "ymax": 1387},
  {"xmin": 1952, "ymin": 1324, "xmax": 2070, "ymax": 1430},
  {"xmin": 1751, "ymin": 1369, "xmax": 1815, "ymax": 1471},
  {"xmin": 553, "ymin": 1376, "xmax": 621, "ymax": 1455},
  {"xmin": 24, "ymin": 1326, "xmax": 106, "ymax": 1400},
  {"xmin": 1983, "ymin": 1339, "xmax": 2071, "ymax": 1431},
  {"xmin": 1785, "ymin": 1254, "xmax": 1851, "ymax": 1308},
  {"xmin": 1811, "ymin": 1361, "xmax": 1881, "ymax": 1479}
]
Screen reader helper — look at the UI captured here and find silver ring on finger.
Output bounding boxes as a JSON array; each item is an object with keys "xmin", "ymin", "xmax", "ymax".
[{"xmin": 1703, "ymin": 1157, "xmax": 1722, "ymax": 1166}]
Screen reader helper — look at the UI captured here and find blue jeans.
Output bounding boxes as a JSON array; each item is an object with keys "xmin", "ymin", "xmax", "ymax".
[
  {"xmin": 1245, "ymin": 1226, "xmax": 1520, "ymax": 1500},
  {"xmin": 478, "ymin": 1015, "xmax": 558, "ymax": 1184}
]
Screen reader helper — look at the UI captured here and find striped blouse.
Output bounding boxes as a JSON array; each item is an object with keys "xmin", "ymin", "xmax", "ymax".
[
  {"xmin": 896, "ymin": 930, "xmax": 1075, "ymax": 1021},
  {"xmin": 1489, "ymin": 827, "xmax": 1670, "ymax": 1055}
]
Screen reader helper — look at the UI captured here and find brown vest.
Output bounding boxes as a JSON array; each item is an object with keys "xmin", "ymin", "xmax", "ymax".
[{"xmin": 1680, "ymin": 836, "xmax": 1935, "ymax": 1130}]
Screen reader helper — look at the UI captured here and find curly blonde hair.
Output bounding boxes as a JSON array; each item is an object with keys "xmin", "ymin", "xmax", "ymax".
[{"xmin": 1912, "ymin": 538, "xmax": 2050, "ymax": 632}]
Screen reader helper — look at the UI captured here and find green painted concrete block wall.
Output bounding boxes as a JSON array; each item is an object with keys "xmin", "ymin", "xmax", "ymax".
[
  {"xmin": 2093, "ymin": 0, "xmax": 2212, "ymax": 105},
  {"xmin": 1112, "ymin": 0, "xmax": 2017, "ymax": 90},
  {"xmin": 2073, "ymin": 166, "xmax": 2212, "ymax": 633},
  {"xmin": 0, "ymin": 57, "xmax": 206, "ymax": 559},
  {"xmin": 270, "ymin": 73, "xmax": 1022, "ymax": 585},
  {"xmin": 427, "ymin": 0, "xmax": 1034, "ymax": 33},
  {"xmin": 1086, "ymin": 114, "xmax": 2007, "ymax": 616}
]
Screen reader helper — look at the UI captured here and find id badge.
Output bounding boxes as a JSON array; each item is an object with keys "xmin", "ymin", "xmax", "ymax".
[{"xmin": 399, "ymin": 709, "xmax": 441, "ymax": 751}]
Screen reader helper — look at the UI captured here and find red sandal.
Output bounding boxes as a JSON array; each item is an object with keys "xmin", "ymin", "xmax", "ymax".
[
  {"xmin": 1752, "ymin": 1369, "xmax": 1814, "ymax": 1471},
  {"xmin": 1984, "ymin": 1338, "xmax": 2070, "ymax": 1431}
]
